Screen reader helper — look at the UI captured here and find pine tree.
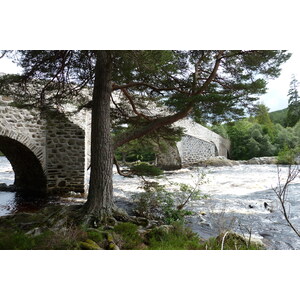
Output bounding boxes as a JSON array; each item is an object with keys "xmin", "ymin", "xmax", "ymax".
[
  {"xmin": 287, "ymin": 74, "xmax": 300, "ymax": 127},
  {"xmin": 0, "ymin": 50, "xmax": 291, "ymax": 225}
]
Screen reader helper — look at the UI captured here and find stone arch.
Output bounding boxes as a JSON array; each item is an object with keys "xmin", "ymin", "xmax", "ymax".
[
  {"xmin": 0, "ymin": 135, "xmax": 47, "ymax": 194},
  {"xmin": 211, "ymin": 142, "xmax": 219, "ymax": 156},
  {"xmin": 0, "ymin": 128, "xmax": 45, "ymax": 170}
]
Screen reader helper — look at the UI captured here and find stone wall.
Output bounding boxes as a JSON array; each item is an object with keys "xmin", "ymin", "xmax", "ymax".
[
  {"xmin": 177, "ymin": 135, "xmax": 216, "ymax": 165},
  {"xmin": 45, "ymin": 111, "xmax": 85, "ymax": 193},
  {"xmin": 0, "ymin": 104, "xmax": 47, "ymax": 170},
  {"xmin": 0, "ymin": 102, "xmax": 86, "ymax": 194},
  {"xmin": 175, "ymin": 119, "xmax": 230, "ymax": 157}
]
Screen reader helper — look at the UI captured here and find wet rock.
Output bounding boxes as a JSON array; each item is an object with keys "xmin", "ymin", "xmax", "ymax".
[
  {"xmin": 247, "ymin": 156, "xmax": 277, "ymax": 165},
  {"xmin": 108, "ymin": 242, "xmax": 120, "ymax": 250},
  {"xmin": 25, "ymin": 227, "xmax": 43, "ymax": 236},
  {"xmin": 192, "ymin": 156, "xmax": 239, "ymax": 167},
  {"xmin": 155, "ymin": 224, "xmax": 173, "ymax": 234},
  {"xmin": 0, "ymin": 183, "xmax": 16, "ymax": 192},
  {"xmin": 0, "ymin": 183, "xmax": 7, "ymax": 189}
]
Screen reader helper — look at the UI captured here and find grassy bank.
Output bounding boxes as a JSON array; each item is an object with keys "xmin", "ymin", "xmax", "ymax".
[{"xmin": 0, "ymin": 206, "xmax": 263, "ymax": 250}]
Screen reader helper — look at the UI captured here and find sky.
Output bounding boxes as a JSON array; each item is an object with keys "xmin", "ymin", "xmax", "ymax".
[{"xmin": 1, "ymin": 51, "xmax": 298, "ymax": 112}]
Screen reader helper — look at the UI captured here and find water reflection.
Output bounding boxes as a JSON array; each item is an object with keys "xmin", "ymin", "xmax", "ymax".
[
  {"xmin": 0, "ymin": 156, "xmax": 53, "ymax": 216},
  {"xmin": 0, "ymin": 191, "xmax": 51, "ymax": 216}
]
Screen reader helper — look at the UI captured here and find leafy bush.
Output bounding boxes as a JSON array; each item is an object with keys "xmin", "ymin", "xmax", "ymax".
[
  {"xmin": 130, "ymin": 162, "xmax": 163, "ymax": 177},
  {"xmin": 277, "ymin": 145, "xmax": 299, "ymax": 164},
  {"xmin": 133, "ymin": 172, "xmax": 206, "ymax": 224}
]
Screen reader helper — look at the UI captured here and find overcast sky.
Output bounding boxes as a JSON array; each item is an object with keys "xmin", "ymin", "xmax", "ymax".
[{"xmin": 1, "ymin": 50, "xmax": 299, "ymax": 112}]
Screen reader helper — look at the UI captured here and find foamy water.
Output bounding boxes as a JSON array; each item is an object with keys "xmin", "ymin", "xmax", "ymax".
[{"xmin": 0, "ymin": 156, "xmax": 14, "ymax": 185}]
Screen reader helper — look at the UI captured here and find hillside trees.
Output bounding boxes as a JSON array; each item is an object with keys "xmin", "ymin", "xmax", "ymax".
[{"xmin": 0, "ymin": 50, "xmax": 291, "ymax": 225}]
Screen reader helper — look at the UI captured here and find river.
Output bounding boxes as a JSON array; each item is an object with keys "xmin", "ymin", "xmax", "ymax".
[{"xmin": 1, "ymin": 156, "xmax": 300, "ymax": 249}]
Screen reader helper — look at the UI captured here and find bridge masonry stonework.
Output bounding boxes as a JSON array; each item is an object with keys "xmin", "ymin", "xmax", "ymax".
[
  {"xmin": 0, "ymin": 100, "xmax": 230, "ymax": 194},
  {"xmin": 156, "ymin": 119, "xmax": 230, "ymax": 169},
  {"xmin": 0, "ymin": 102, "xmax": 85, "ymax": 194}
]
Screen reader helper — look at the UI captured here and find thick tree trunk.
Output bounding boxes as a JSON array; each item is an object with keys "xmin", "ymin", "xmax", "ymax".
[{"xmin": 83, "ymin": 51, "xmax": 114, "ymax": 223}]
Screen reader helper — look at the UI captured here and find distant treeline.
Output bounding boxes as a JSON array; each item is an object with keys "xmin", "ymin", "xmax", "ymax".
[{"xmin": 210, "ymin": 104, "xmax": 300, "ymax": 163}]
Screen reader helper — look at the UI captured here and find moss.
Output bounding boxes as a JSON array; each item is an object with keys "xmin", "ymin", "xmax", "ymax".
[
  {"xmin": 0, "ymin": 229, "xmax": 36, "ymax": 250},
  {"xmin": 86, "ymin": 229, "xmax": 106, "ymax": 243},
  {"xmin": 0, "ymin": 206, "xmax": 264, "ymax": 250},
  {"xmin": 79, "ymin": 239, "xmax": 102, "ymax": 250},
  {"xmin": 112, "ymin": 222, "xmax": 143, "ymax": 250}
]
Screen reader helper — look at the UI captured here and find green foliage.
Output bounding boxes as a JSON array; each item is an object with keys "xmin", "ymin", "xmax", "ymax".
[
  {"xmin": 277, "ymin": 145, "xmax": 299, "ymax": 165},
  {"xmin": 294, "ymin": 120, "xmax": 300, "ymax": 139},
  {"xmin": 286, "ymin": 75, "xmax": 300, "ymax": 127},
  {"xmin": 226, "ymin": 120, "xmax": 275, "ymax": 160},
  {"xmin": 204, "ymin": 232, "xmax": 263, "ymax": 250},
  {"xmin": 0, "ymin": 229, "xmax": 36, "ymax": 250},
  {"xmin": 146, "ymin": 222, "xmax": 203, "ymax": 250},
  {"xmin": 113, "ymin": 222, "xmax": 143, "ymax": 250},
  {"xmin": 0, "ymin": 226, "xmax": 88, "ymax": 250},
  {"xmin": 133, "ymin": 183, "xmax": 192, "ymax": 224},
  {"xmin": 86, "ymin": 229, "xmax": 106, "ymax": 243},
  {"xmin": 253, "ymin": 104, "xmax": 275, "ymax": 140},
  {"xmin": 273, "ymin": 124, "xmax": 299, "ymax": 153},
  {"xmin": 0, "ymin": 208, "xmax": 264, "ymax": 250},
  {"xmin": 210, "ymin": 124, "xmax": 229, "ymax": 139},
  {"xmin": 287, "ymin": 102, "xmax": 300, "ymax": 127},
  {"xmin": 269, "ymin": 108, "xmax": 288, "ymax": 127},
  {"xmin": 223, "ymin": 106, "xmax": 300, "ymax": 160},
  {"xmin": 130, "ymin": 162, "xmax": 163, "ymax": 177},
  {"xmin": 133, "ymin": 171, "xmax": 206, "ymax": 224}
]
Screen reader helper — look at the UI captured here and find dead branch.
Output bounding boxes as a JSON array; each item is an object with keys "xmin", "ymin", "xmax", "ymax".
[{"xmin": 273, "ymin": 165, "xmax": 300, "ymax": 238}]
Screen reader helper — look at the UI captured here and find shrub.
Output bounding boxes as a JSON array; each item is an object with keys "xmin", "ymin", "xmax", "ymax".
[
  {"xmin": 130, "ymin": 162, "xmax": 163, "ymax": 177},
  {"xmin": 146, "ymin": 222, "xmax": 203, "ymax": 250},
  {"xmin": 277, "ymin": 145, "xmax": 298, "ymax": 164},
  {"xmin": 113, "ymin": 222, "xmax": 143, "ymax": 249}
]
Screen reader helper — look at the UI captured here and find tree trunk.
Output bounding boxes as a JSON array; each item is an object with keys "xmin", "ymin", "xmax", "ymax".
[{"xmin": 83, "ymin": 51, "xmax": 114, "ymax": 223}]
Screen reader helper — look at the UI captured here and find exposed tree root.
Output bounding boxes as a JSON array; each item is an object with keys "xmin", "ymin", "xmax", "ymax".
[{"xmin": 43, "ymin": 203, "xmax": 149, "ymax": 231}]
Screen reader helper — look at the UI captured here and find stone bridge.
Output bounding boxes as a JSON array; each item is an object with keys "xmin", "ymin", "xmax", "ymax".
[
  {"xmin": 0, "ymin": 100, "xmax": 86, "ymax": 194},
  {"xmin": 0, "ymin": 99, "xmax": 230, "ymax": 194},
  {"xmin": 156, "ymin": 118, "xmax": 231, "ymax": 169}
]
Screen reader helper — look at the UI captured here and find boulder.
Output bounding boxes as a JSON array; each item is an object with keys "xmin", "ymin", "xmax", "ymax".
[
  {"xmin": 247, "ymin": 156, "xmax": 277, "ymax": 165},
  {"xmin": 194, "ymin": 156, "xmax": 239, "ymax": 167},
  {"xmin": 0, "ymin": 183, "xmax": 16, "ymax": 192}
]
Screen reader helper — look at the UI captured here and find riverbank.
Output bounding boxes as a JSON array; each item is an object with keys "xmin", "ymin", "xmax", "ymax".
[
  {"xmin": 1, "ymin": 157, "xmax": 299, "ymax": 249},
  {"xmin": 0, "ymin": 205, "xmax": 263, "ymax": 250}
]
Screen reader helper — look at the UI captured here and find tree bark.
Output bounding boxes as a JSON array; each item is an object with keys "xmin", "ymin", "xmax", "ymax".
[{"xmin": 83, "ymin": 51, "xmax": 114, "ymax": 223}]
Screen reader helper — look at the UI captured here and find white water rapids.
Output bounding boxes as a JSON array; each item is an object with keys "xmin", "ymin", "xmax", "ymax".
[
  {"xmin": 1, "ymin": 156, "xmax": 300, "ymax": 249},
  {"xmin": 113, "ymin": 164, "xmax": 300, "ymax": 250}
]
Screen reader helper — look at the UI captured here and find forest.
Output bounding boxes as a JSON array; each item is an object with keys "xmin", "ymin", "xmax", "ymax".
[
  {"xmin": 209, "ymin": 75, "xmax": 300, "ymax": 164},
  {"xmin": 210, "ymin": 103, "xmax": 300, "ymax": 163}
]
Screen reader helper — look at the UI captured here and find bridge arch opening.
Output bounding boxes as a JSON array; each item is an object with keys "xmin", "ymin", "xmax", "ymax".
[{"xmin": 0, "ymin": 136, "xmax": 47, "ymax": 195}]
